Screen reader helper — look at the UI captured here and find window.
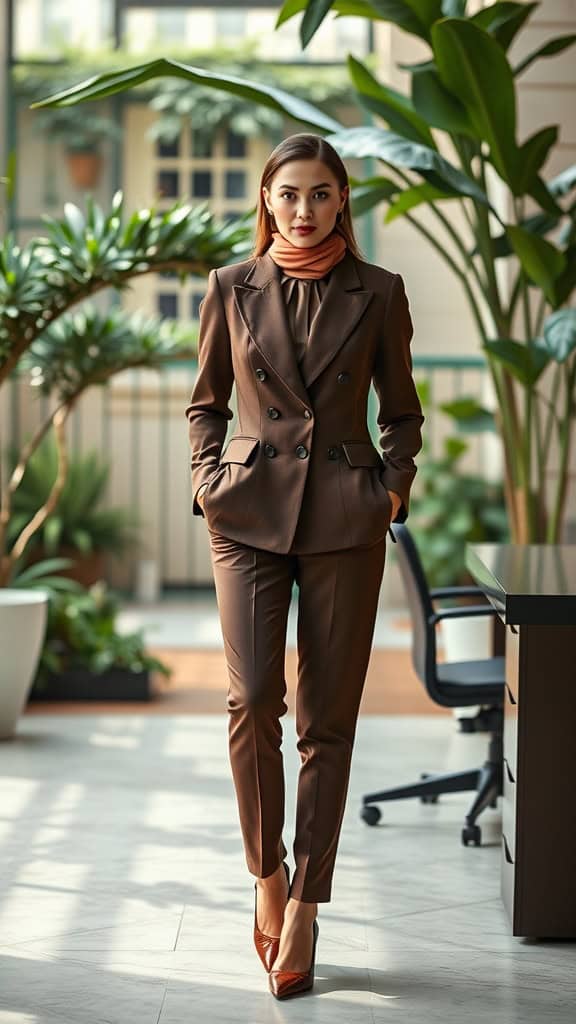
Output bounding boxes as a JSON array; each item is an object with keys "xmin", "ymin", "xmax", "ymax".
[
  {"xmin": 149, "ymin": 122, "xmax": 257, "ymax": 325},
  {"xmin": 158, "ymin": 294, "xmax": 179, "ymax": 319},
  {"xmin": 191, "ymin": 171, "xmax": 213, "ymax": 198},
  {"xmin": 225, "ymin": 171, "xmax": 246, "ymax": 199},
  {"xmin": 157, "ymin": 170, "xmax": 180, "ymax": 198}
]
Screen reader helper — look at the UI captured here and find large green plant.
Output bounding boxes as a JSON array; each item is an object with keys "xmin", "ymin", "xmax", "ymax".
[
  {"xmin": 32, "ymin": 2, "xmax": 576, "ymax": 543},
  {"xmin": 0, "ymin": 194, "xmax": 252, "ymax": 586},
  {"xmin": 15, "ymin": 43, "xmax": 353, "ymax": 149}
]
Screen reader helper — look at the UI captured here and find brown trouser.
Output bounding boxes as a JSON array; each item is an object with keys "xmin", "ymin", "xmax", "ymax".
[{"xmin": 207, "ymin": 528, "xmax": 387, "ymax": 903}]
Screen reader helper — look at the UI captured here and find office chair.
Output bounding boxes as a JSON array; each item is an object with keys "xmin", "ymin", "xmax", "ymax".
[{"xmin": 361, "ymin": 523, "xmax": 505, "ymax": 847}]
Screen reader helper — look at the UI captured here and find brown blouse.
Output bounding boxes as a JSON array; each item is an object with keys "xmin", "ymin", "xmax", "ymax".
[{"xmin": 279, "ymin": 271, "xmax": 331, "ymax": 363}]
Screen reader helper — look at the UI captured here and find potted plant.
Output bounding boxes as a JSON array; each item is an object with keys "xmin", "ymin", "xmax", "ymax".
[
  {"xmin": 6, "ymin": 436, "xmax": 141, "ymax": 587},
  {"xmin": 28, "ymin": 580, "xmax": 171, "ymax": 702},
  {"xmin": 34, "ymin": 4, "xmax": 576, "ymax": 543},
  {"xmin": 33, "ymin": 107, "xmax": 124, "ymax": 188}
]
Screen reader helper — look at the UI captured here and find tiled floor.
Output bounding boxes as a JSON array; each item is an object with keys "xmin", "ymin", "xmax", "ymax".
[{"xmin": 1, "ymin": 713, "xmax": 574, "ymax": 1023}]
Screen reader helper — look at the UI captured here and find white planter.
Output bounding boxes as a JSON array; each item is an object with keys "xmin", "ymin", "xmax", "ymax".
[
  {"xmin": 0, "ymin": 589, "xmax": 49, "ymax": 740},
  {"xmin": 440, "ymin": 614, "xmax": 493, "ymax": 719}
]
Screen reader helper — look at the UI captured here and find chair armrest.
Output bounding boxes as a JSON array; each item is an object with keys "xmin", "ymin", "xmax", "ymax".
[
  {"xmin": 429, "ymin": 586, "xmax": 486, "ymax": 600},
  {"xmin": 429, "ymin": 605, "xmax": 499, "ymax": 625}
]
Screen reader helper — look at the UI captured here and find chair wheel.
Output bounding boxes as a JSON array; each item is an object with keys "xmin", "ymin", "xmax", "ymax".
[
  {"xmin": 361, "ymin": 805, "xmax": 381, "ymax": 826},
  {"xmin": 462, "ymin": 824, "xmax": 482, "ymax": 846}
]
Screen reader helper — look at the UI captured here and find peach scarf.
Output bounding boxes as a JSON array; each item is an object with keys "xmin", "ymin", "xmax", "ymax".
[{"xmin": 267, "ymin": 230, "xmax": 347, "ymax": 279}]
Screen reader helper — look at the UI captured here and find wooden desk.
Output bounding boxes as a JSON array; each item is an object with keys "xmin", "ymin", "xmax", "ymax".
[{"xmin": 466, "ymin": 543, "xmax": 576, "ymax": 938}]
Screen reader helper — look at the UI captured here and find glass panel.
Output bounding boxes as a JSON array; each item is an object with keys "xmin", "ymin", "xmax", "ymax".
[
  {"xmin": 191, "ymin": 131, "xmax": 213, "ymax": 158},
  {"xmin": 158, "ymin": 294, "xmax": 179, "ymax": 319},
  {"xmin": 215, "ymin": 9, "xmax": 246, "ymax": 39},
  {"xmin": 156, "ymin": 10, "xmax": 188, "ymax": 41},
  {"xmin": 157, "ymin": 137, "xmax": 180, "ymax": 158},
  {"xmin": 225, "ymin": 171, "xmax": 246, "ymax": 199},
  {"xmin": 15, "ymin": 0, "xmax": 113, "ymax": 56},
  {"xmin": 157, "ymin": 170, "xmax": 180, "ymax": 198},
  {"xmin": 191, "ymin": 293, "xmax": 204, "ymax": 320},
  {"xmin": 226, "ymin": 131, "xmax": 246, "ymax": 158},
  {"xmin": 192, "ymin": 171, "xmax": 212, "ymax": 198}
]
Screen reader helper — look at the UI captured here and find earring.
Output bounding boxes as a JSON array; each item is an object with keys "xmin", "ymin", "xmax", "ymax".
[
  {"xmin": 336, "ymin": 209, "xmax": 343, "ymax": 224},
  {"xmin": 267, "ymin": 209, "xmax": 278, "ymax": 231}
]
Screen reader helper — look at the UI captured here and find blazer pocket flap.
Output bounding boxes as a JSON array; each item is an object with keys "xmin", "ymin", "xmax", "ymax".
[
  {"xmin": 220, "ymin": 436, "xmax": 260, "ymax": 465},
  {"xmin": 341, "ymin": 441, "xmax": 382, "ymax": 468}
]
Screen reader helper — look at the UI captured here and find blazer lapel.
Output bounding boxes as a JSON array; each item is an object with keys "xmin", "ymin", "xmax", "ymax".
[
  {"xmin": 299, "ymin": 252, "xmax": 373, "ymax": 390},
  {"xmin": 232, "ymin": 247, "xmax": 373, "ymax": 404},
  {"xmin": 233, "ymin": 253, "xmax": 310, "ymax": 408}
]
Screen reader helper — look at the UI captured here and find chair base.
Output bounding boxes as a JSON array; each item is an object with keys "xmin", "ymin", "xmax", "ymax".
[{"xmin": 361, "ymin": 713, "xmax": 503, "ymax": 847}]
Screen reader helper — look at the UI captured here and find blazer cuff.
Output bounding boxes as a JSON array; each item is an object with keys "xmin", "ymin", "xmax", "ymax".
[{"xmin": 192, "ymin": 468, "xmax": 219, "ymax": 517}]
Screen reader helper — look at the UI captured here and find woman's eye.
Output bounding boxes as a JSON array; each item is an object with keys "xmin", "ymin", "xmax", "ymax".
[{"xmin": 279, "ymin": 191, "xmax": 329, "ymax": 200}]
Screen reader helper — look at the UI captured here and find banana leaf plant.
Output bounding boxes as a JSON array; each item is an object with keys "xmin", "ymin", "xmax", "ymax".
[
  {"xmin": 0, "ymin": 194, "xmax": 253, "ymax": 585},
  {"xmin": 31, "ymin": 1, "xmax": 576, "ymax": 543}
]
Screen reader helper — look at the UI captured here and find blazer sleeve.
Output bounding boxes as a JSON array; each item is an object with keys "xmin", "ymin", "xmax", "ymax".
[
  {"xmin": 184, "ymin": 268, "xmax": 234, "ymax": 517},
  {"xmin": 372, "ymin": 273, "xmax": 424, "ymax": 522}
]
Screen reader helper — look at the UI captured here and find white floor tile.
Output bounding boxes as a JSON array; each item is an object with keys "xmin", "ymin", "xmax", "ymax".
[{"xmin": 1, "ymin": 714, "xmax": 574, "ymax": 1024}]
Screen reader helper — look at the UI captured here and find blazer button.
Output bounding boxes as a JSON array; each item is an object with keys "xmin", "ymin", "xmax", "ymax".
[
  {"xmin": 327, "ymin": 446, "xmax": 340, "ymax": 460},
  {"xmin": 267, "ymin": 406, "xmax": 280, "ymax": 419},
  {"xmin": 336, "ymin": 371, "xmax": 350, "ymax": 384},
  {"xmin": 303, "ymin": 409, "xmax": 312, "ymax": 419},
  {"xmin": 264, "ymin": 443, "xmax": 277, "ymax": 458},
  {"xmin": 255, "ymin": 368, "xmax": 267, "ymax": 381},
  {"xmin": 295, "ymin": 444, "xmax": 309, "ymax": 459}
]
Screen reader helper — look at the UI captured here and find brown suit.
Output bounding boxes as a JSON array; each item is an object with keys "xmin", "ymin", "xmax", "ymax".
[
  {"xmin": 185, "ymin": 248, "xmax": 424, "ymax": 553},
  {"xmin": 185, "ymin": 248, "xmax": 424, "ymax": 902}
]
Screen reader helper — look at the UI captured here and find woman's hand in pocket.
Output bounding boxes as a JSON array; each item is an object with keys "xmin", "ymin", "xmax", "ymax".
[
  {"xmin": 197, "ymin": 482, "xmax": 209, "ymax": 511},
  {"xmin": 387, "ymin": 489, "xmax": 402, "ymax": 520}
]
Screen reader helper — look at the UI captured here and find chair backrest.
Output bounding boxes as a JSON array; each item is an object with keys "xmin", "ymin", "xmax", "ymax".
[{"xmin": 389, "ymin": 523, "xmax": 441, "ymax": 699}]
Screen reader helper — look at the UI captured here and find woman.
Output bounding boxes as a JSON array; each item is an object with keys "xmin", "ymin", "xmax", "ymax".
[{"xmin": 185, "ymin": 133, "xmax": 424, "ymax": 999}]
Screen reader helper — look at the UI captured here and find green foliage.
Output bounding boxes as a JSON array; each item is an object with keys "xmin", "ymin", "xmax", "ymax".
[
  {"xmin": 33, "ymin": 581, "xmax": 172, "ymax": 689},
  {"xmin": 409, "ymin": 380, "xmax": 509, "ymax": 587},
  {"xmin": 19, "ymin": 301, "xmax": 197, "ymax": 400},
  {"xmin": 0, "ymin": 192, "xmax": 252, "ymax": 376},
  {"xmin": 6, "ymin": 436, "xmax": 141, "ymax": 559}
]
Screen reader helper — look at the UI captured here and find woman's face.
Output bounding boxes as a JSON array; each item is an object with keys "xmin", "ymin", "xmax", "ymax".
[{"xmin": 262, "ymin": 159, "xmax": 348, "ymax": 248}]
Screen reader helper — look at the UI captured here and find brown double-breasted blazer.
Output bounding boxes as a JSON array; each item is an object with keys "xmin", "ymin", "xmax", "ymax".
[{"xmin": 185, "ymin": 247, "xmax": 424, "ymax": 554}]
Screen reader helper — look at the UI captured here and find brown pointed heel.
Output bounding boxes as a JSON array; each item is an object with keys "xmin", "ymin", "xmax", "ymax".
[
  {"xmin": 269, "ymin": 918, "xmax": 319, "ymax": 1000},
  {"xmin": 253, "ymin": 861, "xmax": 290, "ymax": 973}
]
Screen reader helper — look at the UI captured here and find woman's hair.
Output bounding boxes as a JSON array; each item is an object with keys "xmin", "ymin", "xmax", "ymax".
[{"xmin": 252, "ymin": 133, "xmax": 364, "ymax": 260}]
